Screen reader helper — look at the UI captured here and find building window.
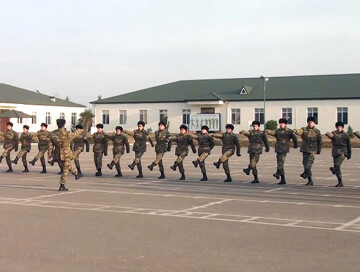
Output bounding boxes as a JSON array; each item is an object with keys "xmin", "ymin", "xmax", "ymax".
[
  {"xmin": 17, "ymin": 118, "xmax": 23, "ymax": 124},
  {"xmin": 139, "ymin": 110, "xmax": 147, "ymax": 124},
  {"xmin": 71, "ymin": 113, "xmax": 77, "ymax": 126},
  {"xmin": 119, "ymin": 110, "xmax": 127, "ymax": 125},
  {"xmin": 307, "ymin": 107, "xmax": 318, "ymax": 124},
  {"xmin": 159, "ymin": 109, "xmax": 168, "ymax": 124},
  {"xmin": 337, "ymin": 107, "xmax": 348, "ymax": 124},
  {"xmin": 254, "ymin": 108, "xmax": 264, "ymax": 124},
  {"xmin": 102, "ymin": 110, "xmax": 110, "ymax": 124},
  {"xmin": 182, "ymin": 109, "xmax": 191, "ymax": 125},
  {"xmin": 32, "ymin": 112, "xmax": 37, "ymax": 124},
  {"xmin": 201, "ymin": 107, "xmax": 215, "ymax": 114},
  {"xmin": 45, "ymin": 112, "xmax": 51, "ymax": 125},
  {"xmin": 231, "ymin": 109, "xmax": 241, "ymax": 125},
  {"xmin": 59, "ymin": 112, "xmax": 65, "ymax": 120},
  {"xmin": 282, "ymin": 108, "xmax": 292, "ymax": 124}
]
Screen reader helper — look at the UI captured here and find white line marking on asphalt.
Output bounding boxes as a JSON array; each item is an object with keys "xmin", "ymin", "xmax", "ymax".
[
  {"xmin": 265, "ymin": 188, "xmax": 284, "ymax": 193},
  {"xmin": 335, "ymin": 216, "xmax": 360, "ymax": 230},
  {"xmin": 177, "ymin": 199, "xmax": 232, "ymax": 213}
]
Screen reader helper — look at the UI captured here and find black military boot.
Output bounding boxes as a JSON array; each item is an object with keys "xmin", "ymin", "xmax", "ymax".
[
  {"xmin": 335, "ymin": 177, "xmax": 343, "ymax": 187},
  {"xmin": 170, "ymin": 162, "xmax": 178, "ymax": 171},
  {"xmin": 179, "ymin": 173, "xmax": 186, "ymax": 180},
  {"xmin": 273, "ymin": 169, "xmax": 280, "ymax": 179},
  {"xmin": 29, "ymin": 158, "xmax": 37, "ymax": 166},
  {"xmin": 243, "ymin": 165, "xmax": 252, "ymax": 175},
  {"xmin": 224, "ymin": 173, "xmax": 232, "ymax": 182},
  {"xmin": 58, "ymin": 184, "xmax": 69, "ymax": 191},
  {"xmin": 158, "ymin": 171, "xmax": 165, "ymax": 179},
  {"xmin": 107, "ymin": 161, "xmax": 115, "ymax": 170},
  {"xmin": 11, "ymin": 157, "xmax": 19, "ymax": 164},
  {"xmin": 213, "ymin": 160, "xmax": 221, "ymax": 169},
  {"xmin": 200, "ymin": 172, "xmax": 208, "ymax": 181},
  {"xmin": 147, "ymin": 162, "xmax": 156, "ymax": 171},
  {"xmin": 0, "ymin": 156, "xmax": 3, "ymax": 163},
  {"xmin": 251, "ymin": 174, "xmax": 259, "ymax": 183},
  {"xmin": 58, "ymin": 165, "xmax": 64, "ymax": 175},
  {"xmin": 41, "ymin": 165, "xmax": 47, "ymax": 174},
  {"xmin": 128, "ymin": 162, "xmax": 136, "ymax": 170},
  {"xmin": 136, "ymin": 170, "xmax": 143, "ymax": 178},
  {"xmin": 48, "ymin": 159, "xmax": 55, "ymax": 166},
  {"xmin": 329, "ymin": 167, "xmax": 336, "ymax": 175},
  {"xmin": 75, "ymin": 172, "xmax": 82, "ymax": 180},
  {"xmin": 305, "ymin": 177, "xmax": 313, "ymax": 186},
  {"xmin": 278, "ymin": 175, "xmax": 286, "ymax": 185},
  {"xmin": 95, "ymin": 168, "xmax": 102, "ymax": 176},
  {"xmin": 76, "ymin": 168, "xmax": 83, "ymax": 178},
  {"xmin": 22, "ymin": 165, "xmax": 29, "ymax": 173},
  {"xmin": 6, "ymin": 165, "xmax": 13, "ymax": 172},
  {"xmin": 300, "ymin": 170, "xmax": 308, "ymax": 179},
  {"xmin": 115, "ymin": 164, "xmax": 122, "ymax": 177},
  {"xmin": 192, "ymin": 160, "xmax": 200, "ymax": 168}
]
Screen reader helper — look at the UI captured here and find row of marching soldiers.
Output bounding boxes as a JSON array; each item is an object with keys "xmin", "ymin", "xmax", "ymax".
[{"xmin": 0, "ymin": 116, "xmax": 357, "ymax": 191}]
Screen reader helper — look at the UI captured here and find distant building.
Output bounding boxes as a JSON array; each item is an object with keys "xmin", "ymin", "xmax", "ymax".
[
  {"xmin": 0, "ymin": 83, "xmax": 85, "ymax": 132},
  {"xmin": 91, "ymin": 73, "xmax": 360, "ymax": 132}
]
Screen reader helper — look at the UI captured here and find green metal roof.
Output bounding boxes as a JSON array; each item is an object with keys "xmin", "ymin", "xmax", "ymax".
[
  {"xmin": 0, "ymin": 83, "xmax": 85, "ymax": 107},
  {"xmin": 92, "ymin": 73, "xmax": 360, "ymax": 104}
]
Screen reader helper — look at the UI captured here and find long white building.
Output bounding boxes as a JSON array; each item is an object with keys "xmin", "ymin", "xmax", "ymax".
[
  {"xmin": 91, "ymin": 73, "xmax": 360, "ymax": 133},
  {"xmin": 0, "ymin": 83, "xmax": 86, "ymax": 132}
]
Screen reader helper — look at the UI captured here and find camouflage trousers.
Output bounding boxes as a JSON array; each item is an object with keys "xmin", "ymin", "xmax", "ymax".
[
  {"xmin": 198, "ymin": 152, "xmax": 209, "ymax": 174},
  {"xmin": 34, "ymin": 148, "xmax": 48, "ymax": 167},
  {"xmin": 73, "ymin": 148, "xmax": 83, "ymax": 169},
  {"xmin": 219, "ymin": 150, "xmax": 234, "ymax": 163},
  {"xmin": 2, "ymin": 147, "xmax": 14, "ymax": 167},
  {"xmin": 153, "ymin": 152, "xmax": 165, "ymax": 172},
  {"xmin": 16, "ymin": 149, "xmax": 29, "ymax": 165},
  {"xmin": 133, "ymin": 151, "xmax": 144, "ymax": 164},
  {"xmin": 94, "ymin": 152, "xmax": 103, "ymax": 169},
  {"xmin": 302, "ymin": 152, "xmax": 315, "ymax": 177},
  {"xmin": 112, "ymin": 152, "xmax": 123, "ymax": 164},
  {"xmin": 333, "ymin": 154, "xmax": 345, "ymax": 179},
  {"xmin": 276, "ymin": 153, "xmax": 287, "ymax": 175},
  {"xmin": 60, "ymin": 157, "xmax": 77, "ymax": 185},
  {"xmin": 249, "ymin": 153, "xmax": 260, "ymax": 175},
  {"xmin": 175, "ymin": 151, "xmax": 187, "ymax": 174}
]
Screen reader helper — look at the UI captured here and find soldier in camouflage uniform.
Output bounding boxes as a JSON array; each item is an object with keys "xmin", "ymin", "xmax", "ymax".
[
  {"xmin": 87, "ymin": 124, "xmax": 108, "ymax": 177},
  {"xmin": 51, "ymin": 119, "xmax": 82, "ymax": 191},
  {"xmin": 147, "ymin": 121, "xmax": 171, "ymax": 179},
  {"xmin": 48, "ymin": 127, "xmax": 65, "ymax": 175},
  {"xmin": 124, "ymin": 121, "xmax": 149, "ymax": 178},
  {"xmin": 0, "ymin": 122, "xmax": 19, "ymax": 172},
  {"xmin": 190, "ymin": 125, "xmax": 215, "ymax": 181},
  {"xmin": 106, "ymin": 126, "xmax": 130, "ymax": 177},
  {"xmin": 325, "ymin": 122, "xmax": 351, "ymax": 187},
  {"xmin": 213, "ymin": 124, "xmax": 241, "ymax": 182},
  {"xmin": 266, "ymin": 118, "xmax": 298, "ymax": 185},
  {"xmin": 12, "ymin": 125, "xmax": 33, "ymax": 173},
  {"xmin": 169, "ymin": 125, "xmax": 197, "ymax": 180},
  {"xmin": 294, "ymin": 116, "xmax": 322, "ymax": 186},
  {"xmin": 240, "ymin": 121, "xmax": 270, "ymax": 184},
  {"xmin": 71, "ymin": 124, "xmax": 90, "ymax": 177},
  {"xmin": 29, "ymin": 123, "xmax": 52, "ymax": 173}
]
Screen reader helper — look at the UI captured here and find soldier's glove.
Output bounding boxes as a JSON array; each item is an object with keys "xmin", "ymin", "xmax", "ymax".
[
  {"xmin": 265, "ymin": 147, "xmax": 270, "ymax": 152},
  {"xmin": 347, "ymin": 155, "xmax": 351, "ymax": 160},
  {"xmin": 104, "ymin": 151, "xmax": 108, "ymax": 156}
]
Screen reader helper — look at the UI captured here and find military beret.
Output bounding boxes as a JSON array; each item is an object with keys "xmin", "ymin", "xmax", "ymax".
[
  {"xmin": 75, "ymin": 124, "xmax": 83, "ymax": 129},
  {"xmin": 41, "ymin": 123, "xmax": 48, "ymax": 128},
  {"xmin": 307, "ymin": 116, "xmax": 316, "ymax": 123},
  {"xmin": 115, "ymin": 126, "xmax": 123, "ymax": 131},
  {"xmin": 137, "ymin": 121, "xmax": 145, "ymax": 127},
  {"xmin": 252, "ymin": 121, "xmax": 261, "ymax": 126},
  {"xmin": 56, "ymin": 119, "xmax": 66, "ymax": 128},
  {"xmin": 158, "ymin": 121, "xmax": 166, "ymax": 127},
  {"xmin": 96, "ymin": 123, "xmax": 103, "ymax": 129},
  {"xmin": 335, "ymin": 121, "xmax": 344, "ymax": 128},
  {"xmin": 23, "ymin": 125, "xmax": 29, "ymax": 130},
  {"xmin": 278, "ymin": 118, "xmax": 288, "ymax": 124},
  {"xmin": 225, "ymin": 124, "xmax": 234, "ymax": 130},
  {"xmin": 6, "ymin": 122, "xmax": 13, "ymax": 127},
  {"xmin": 201, "ymin": 125, "xmax": 209, "ymax": 132},
  {"xmin": 180, "ymin": 124, "xmax": 188, "ymax": 131}
]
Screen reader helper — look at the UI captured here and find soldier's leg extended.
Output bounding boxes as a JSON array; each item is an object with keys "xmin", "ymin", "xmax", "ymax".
[
  {"xmin": 223, "ymin": 160, "xmax": 232, "ymax": 182},
  {"xmin": 0, "ymin": 147, "xmax": 12, "ymax": 163},
  {"xmin": 11, "ymin": 149, "xmax": 24, "ymax": 164},
  {"xmin": 193, "ymin": 152, "xmax": 208, "ymax": 168},
  {"xmin": 108, "ymin": 152, "xmax": 121, "ymax": 170},
  {"xmin": 94, "ymin": 152, "xmax": 103, "ymax": 176},
  {"xmin": 214, "ymin": 150, "xmax": 233, "ymax": 169},
  {"xmin": 199, "ymin": 161, "xmax": 207, "ymax": 181},
  {"xmin": 30, "ymin": 149, "xmax": 43, "ymax": 166},
  {"xmin": 158, "ymin": 159, "xmax": 165, "ymax": 179},
  {"xmin": 332, "ymin": 154, "xmax": 345, "ymax": 187},
  {"xmin": 171, "ymin": 152, "xmax": 186, "ymax": 171},
  {"xmin": 5, "ymin": 151, "xmax": 13, "ymax": 172},
  {"xmin": 22, "ymin": 151, "xmax": 29, "ymax": 173},
  {"xmin": 250, "ymin": 153, "xmax": 260, "ymax": 183},
  {"xmin": 148, "ymin": 152, "xmax": 164, "ymax": 171}
]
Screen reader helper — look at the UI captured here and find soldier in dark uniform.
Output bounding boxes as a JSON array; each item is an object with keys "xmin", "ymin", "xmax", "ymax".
[
  {"xmin": 106, "ymin": 126, "xmax": 130, "ymax": 177},
  {"xmin": 325, "ymin": 122, "xmax": 351, "ymax": 187},
  {"xmin": 169, "ymin": 125, "xmax": 197, "ymax": 180},
  {"xmin": 190, "ymin": 125, "xmax": 215, "ymax": 181},
  {"xmin": 266, "ymin": 118, "xmax": 298, "ymax": 184},
  {"xmin": 29, "ymin": 123, "xmax": 52, "ymax": 173},
  {"xmin": 147, "ymin": 121, "xmax": 171, "ymax": 179},
  {"xmin": 71, "ymin": 124, "xmax": 90, "ymax": 177},
  {"xmin": 213, "ymin": 124, "xmax": 241, "ymax": 182},
  {"xmin": 294, "ymin": 116, "xmax": 322, "ymax": 186},
  {"xmin": 88, "ymin": 124, "xmax": 108, "ymax": 176},
  {"xmin": 124, "ymin": 121, "xmax": 149, "ymax": 178},
  {"xmin": 11, "ymin": 125, "xmax": 33, "ymax": 173},
  {"xmin": 0, "ymin": 122, "xmax": 19, "ymax": 172},
  {"xmin": 240, "ymin": 121, "xmax": 270, "ymax": 184}
]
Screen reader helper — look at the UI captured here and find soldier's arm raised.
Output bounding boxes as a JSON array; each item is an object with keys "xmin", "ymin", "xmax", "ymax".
[
  {"xmin": 123, "ymin": 130, "xmax": 134, "ymax": 137},
  {"xmin": 265, "ymin": 129, "xmax": 276, "ymax": 136},
  {"xmin": 293, "ymin": 128, "xmax": 303, "ymax": 136},
  {"xmin": 104, "ymin": 132, "xmax": 114, "ymax": 140},
  {"xmin": 168, "ymin": 135, "xmax": 177, "ymax": 142},
  {"xmin": 325, "ymin": 132, "xmax": 334, "ymax": 139},
  {"xmin": 239, "ymin": 130, "xmax": 250, "ymax": 137},
  {"xmin": 354, "ymin": 131, "xmax": 360, "ymax": 139}
]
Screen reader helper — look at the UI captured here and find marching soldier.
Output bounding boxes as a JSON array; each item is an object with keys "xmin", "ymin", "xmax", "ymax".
[
  {"xmin": 87, "ymin": 124, "xmax": 108, "ymax": 177},
  {"xmin": 325, "ymin": 122, "xmax": 351, "ymax": 187},
  {"xmin": 147, "ymin": 121, "xmax": 171, "ymax": 179},
  {"xmin": 50, "ymin": 119, "xmax": 82, "ymax": 191},
  {"xmin": 106, "ymin": 126, "xmax": 130, "ymax": 177},
  {"xmin": 169, "ymin": 125, "xmax": 197, "ymax": 180},
  {"xmin": 11, "ymin": 125, "xmax": 33, "ymax": 173},
  {"xmin": 29, "ymin": 123, "xmax": 52, "ymax": 173},
  {"xmin": 240, "ymin": 121, "xmax": 270, "ymax": 183},
  {"xmin": 294, "ymin": 116, "xmax": 322, "ymax": 186},
  {"xmin": 48, "ymin": 126, "xmax": 65, "ymax": 175},
  {"xmin": 266, "ymin": 118, "xmax": 298, "ymax": 184},
  {"xmin": 124, "ymin": 121, "xmax": 149, "ymax": 178},
  {"xmin": 190, "ymin": 125, "xmax": 215, "ymax": 181},
  {"xmin": 213, "ymin": 124, "xmax": 241, "ymax": 182},
  {"xmin": 0, "ymin": 122, "xmax": 19, "ymax": 172},
  {"xmin": 71, "ymin": 124, "xmax": 90, "ymax": 177}
]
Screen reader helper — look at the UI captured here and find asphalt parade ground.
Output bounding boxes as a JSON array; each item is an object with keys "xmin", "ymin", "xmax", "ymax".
[{"xmin": 1, "ymin": 146, "xmax": 360, "ymax": 271}]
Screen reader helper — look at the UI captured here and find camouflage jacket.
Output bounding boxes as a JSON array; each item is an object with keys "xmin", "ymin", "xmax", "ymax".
[
  {"xmin": 105, "ymin": 133, "xmax": 130, "ymax": 155},
  {"xmin": 213, "ymin": 132, "xmax": 240, "ymax": 154},
  {"xmin": 32, "ymin": 130, "xmax": 52, "ymax": 151},
  {"xmin": 326, "ymin": 131, "xmax": 351, "ymax": 157},
  {"xmin": 51, "ymin": 128, "xmax": 84, "ymax": 161},
  {"xmin": 294, "ymin": 127, "xmax": 322, "ymax": 153},
  {"xmin": 189, "ymin": 133, "xmax": 215, "ymax": 155},
  {"xmin": 267, "ymin": 128, "xmax": 298, "ymax": 154},
  {"xmin": 0, "ymin": 129, "xmax": 19, "ymax": 149},
  {"xmin": 355, "ymin": 131, "xmax": 360, "ymax": 139},
  {"xmin": 124, "ymin": 129, "xmax": 149, "ymax": 152},
  {"xmin": 169, "ymin": 134, "xmax": 196, "ymax": 156},
  {"xmin": 149, "ymin": 130, "xmax": 171, "ymax": 153},
  {"xmin": 19, "ymin": 132, "xmax": 33, "ymax": 151},
  {"xmin": 240, "ymin": 130, "xmax": 269, "ymax": 154},
  {"xmin": 72, "ymin": 133, "xmax": 90, "ymax": 152},
  {"xmin": 91, "ymin": 132, "xmax": 108, "ymax": 153}
]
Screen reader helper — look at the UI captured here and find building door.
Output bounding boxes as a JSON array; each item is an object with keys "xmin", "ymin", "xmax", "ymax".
[{"xmin": 0, "ymin": 118, "xmax": 10, "ymax": 131}]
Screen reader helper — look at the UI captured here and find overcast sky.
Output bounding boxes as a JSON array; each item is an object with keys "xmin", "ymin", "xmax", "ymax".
[{"xmin": 1, "ymin": 0, "xmax": 359, "ymax": 106}]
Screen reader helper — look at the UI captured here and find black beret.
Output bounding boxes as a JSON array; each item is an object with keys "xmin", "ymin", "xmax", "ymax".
[
  {"xmin": 137, "ymin": 121, "xmax": 145, "ymax": 127},
  {"xmin": 225, "ymin": 124, "xmax": 234, "ymax": 130},
  {"xmin": 56, "ymin": 119, "xmax": 66, "ymax": 128},
  {"xmin": 96, "ymin": 123, "xmax": 103, "ymax": 129},
  {"xmin": 180, "ymin": 124, "xmax": 188, "ymax": 131},
  {"xmin": 75, "ymin": 124, "xmax": 83, "ymax": 129},
  {"xmin": 115, "ymin": 126, "xmax": 123, "ymax": 131},
  {"xmin": 41, "ymin": 123, "xmax": 48, "ymax": 128},
  {"xmin": 252, "ymin": 121, "xmax": 261, "ymax": 126},
  {"xmin": 23, "ymin": 125, "xmax": 29, "ymax": 130},
  {"xmin": 201, "ymin": 125, "xmax": 209, "ymax": 132},
  {"xmin": 158, "ymin": 121, "xmax": 166, "ymax": 127},
  {"xmin": 307, "ymin": 116, "xmax": 316, "ymax": 123},
  {"xmin": 335, "ymin": 121, "xmax": 344, "ymax": 128},
  {"xmin": 6, "ymin": 122, "xmax": 13, "ymax": 127},
  {"xmin": 278, "ymin": 118, "xmax": 288, "ymax": 124}
]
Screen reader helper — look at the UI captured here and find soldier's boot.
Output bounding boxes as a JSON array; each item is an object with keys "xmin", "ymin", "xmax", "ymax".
[
  {"xmin": 11, "ymin": 157, "xmax": 19, "ymax": 164},
  {"xmin": 115, "ymin": 164, "xmax": 122, "ymax": 177},
  {"xmin": 95, "ymin": 168, "xmax": 102, "ymax": 176},
  {"xmin": 158, "ymin": 171, "xmax": 165, "ymax": 179},
  {"xmin": 335, "ymin": 177, "xmax": 343, "ymax": 187},
  {"xmin": 58, "ymin": 184, "xmax": 69, "ymax": 191},
  {"xmin": 223, "ymin": 173, "xmax": 232, "ymax": 182},
  {"xmin": 29, "ymin": 158, "xmax": 37, "ymax": 166},
  {"xmin": 0, "ymin": 156, "xmax": 3, "ymax": 163},
  {"xmin": 251, "ymin": 174, "xmax": 259, "ymax": 184},
  {"xmin": 58, "ymin": 165, "xmax": 64, "ymax": 175},
  {"xmin": 107, "ymin": 161, "xmax": 115, "ymax": 170},
  {"xmin": 278, "ymin": 175, "xmax": 286, "ymax": 185},
  {"xmin": 213, "ymin": 160, "xmax": 221, "ymax": 169},
  {"xmin": 48, "ymin": 159, "xmax": 55, "ymax": 166},
  {"xmin": 128, "ymin": 162, "xmax": 136, "ymax": 170},
  {"xmin": 136, "ymin": 169, "xmax": 143, "ymax": 178},
  {"xmin": 192, "ymin": 160, "xmax": 200, "ymax": 168},
  {"xmin": 147, "ymin": 162, "xmax": 156, "ymax": 171},
  {"xmin": 22, "ymin": 165, "xmax": 29, "ymax": 173},
  {"xmin": 179, "ymin": 173, "xmax": 186, "ymax": 180},
  {"xmin": 6, "ymin": 165, "xmax": 13, "ymax": 173},
  {"xmin": 300, "ymin": 170, "xmax": 308, "ymax": 179},
  {"xmin": 243, "ymin": 165, "xmax": 252, "ymax": 176},
  {"xmin": 75, "ymin": 172, "xmax": 82, "ymax": 180},
  {"xmin": 273, "ymin": 169, "xmax": 280, "ymax": 179},
  {"xmin": 200, "ymin": 172, "xmax": 208, "ymax": 181},
  {"xmin": 305, "ymin": 176, "xmax": 313, "ymax": 186},
  {"xmin": 76, "ymin": 167, "xmax": 83, "ymax": 178},
  {"xmin": 41, "ymin": 165, "xmax": 47, "ymax": 174},
  {"xmin": 329, "ymin": 167, "xmax": 336, "ymax": 175},
  {"xmin": 170, "ymin": 162, "xmax": 178, "ymax": 171}
]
